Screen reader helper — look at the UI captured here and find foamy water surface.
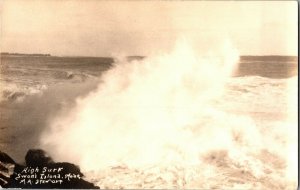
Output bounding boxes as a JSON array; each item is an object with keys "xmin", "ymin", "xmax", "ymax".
[{"xmin": 0, "ymin": 40, "xmax": 297, "ymax": 189}]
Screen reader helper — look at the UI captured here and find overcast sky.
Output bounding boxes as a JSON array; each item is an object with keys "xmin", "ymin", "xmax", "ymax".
[{"xmin": 0, "ymin": 0, "xmax": 297, "ymax": 56}]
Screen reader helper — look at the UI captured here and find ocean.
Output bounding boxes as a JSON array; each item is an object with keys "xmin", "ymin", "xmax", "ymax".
[{"xmin": 0, "ymin": 44, "xmax": 298, "ymax": 189}]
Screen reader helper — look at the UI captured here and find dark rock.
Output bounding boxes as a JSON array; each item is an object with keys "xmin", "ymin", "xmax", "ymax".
[
  {"xmin": 0, "ymin": 149, "xmax": 100, "ymax": 189},
  {"xmin": 25, "ymin": 149, "xmax": 54, "ymax": 166},
  {"xmin": 0, "ymin": 151, "xmax": 14, "ymax": 187},
  {"xmin": 0, "ymin": 151, "xmax": 16, "ymax": 164},
  {"xmin": 0, "ymin": 151, "xmax": 23, "ymax": 188}
]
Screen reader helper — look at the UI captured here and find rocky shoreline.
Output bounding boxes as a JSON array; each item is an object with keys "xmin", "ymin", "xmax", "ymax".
[{"xmin": 0, "ymin": 149, "xmax": 99, "ymax": 189}]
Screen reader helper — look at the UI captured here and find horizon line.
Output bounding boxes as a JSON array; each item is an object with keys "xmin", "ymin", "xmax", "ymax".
[{"xmin": 0, "ymin": 52, "xmax": 298, "ymax": 58}]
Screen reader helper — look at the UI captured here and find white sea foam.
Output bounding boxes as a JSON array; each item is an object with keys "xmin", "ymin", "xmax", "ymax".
[
  {"xmin": 0, "ymin": 80, "xmax": 48, "ymax": 102},
  {"xmin": 39, "ymin": 39, "xmax": 297, "ymax": 189}
]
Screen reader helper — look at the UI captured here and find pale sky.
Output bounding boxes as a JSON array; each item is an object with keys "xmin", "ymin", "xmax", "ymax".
[{"xmin": 0, "ymin": 0, "xmax": 298, "ymax": 56}]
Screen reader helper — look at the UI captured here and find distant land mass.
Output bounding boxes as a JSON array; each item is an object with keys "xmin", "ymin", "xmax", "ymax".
[
  {"xmin": 126, "ymin": 56, "xmax": 145, "ymax": 62},
  {"xmin": 1, "ymin": 52, "xmax": 51, "ymax": 57}
]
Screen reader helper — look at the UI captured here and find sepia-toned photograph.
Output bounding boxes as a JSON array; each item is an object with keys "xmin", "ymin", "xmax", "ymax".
[{"xmin": 0, "ymin": 0, "xmax": 298, "ymax": 189}]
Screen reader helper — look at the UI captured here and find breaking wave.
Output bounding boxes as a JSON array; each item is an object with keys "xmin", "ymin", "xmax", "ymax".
[{"xmin": 38, "ymin": 39, "xmax": 297, "ymax": 189}]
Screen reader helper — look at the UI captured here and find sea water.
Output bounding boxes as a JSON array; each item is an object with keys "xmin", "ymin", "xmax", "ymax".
[{"xmin": 0, "ymin": 41, "xmax": 297, "ymax": 189}]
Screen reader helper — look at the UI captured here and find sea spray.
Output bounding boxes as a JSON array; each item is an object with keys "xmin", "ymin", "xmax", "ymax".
[
  {"xmin": 39, "ymin": 39, "xmax": 297, "ymax": 189},
  {"xmin": 40, "ymin": 38, "xmax": 240, "ymax": 168}
]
